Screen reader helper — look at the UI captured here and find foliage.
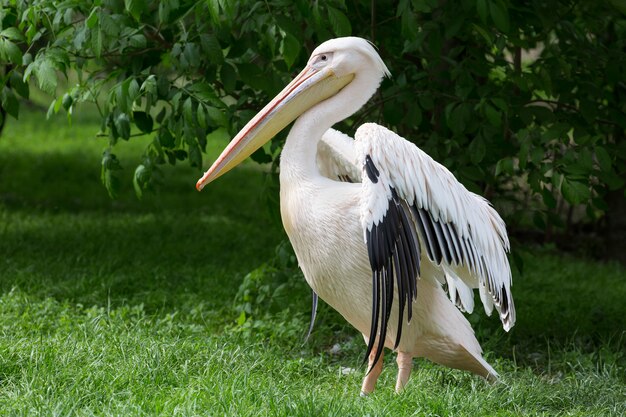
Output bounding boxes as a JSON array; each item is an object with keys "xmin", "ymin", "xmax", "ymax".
[
  {"xmin": 232, "ymin": 240, "xmax": 310, "ymax": 342},
  {"xmin": 0, "ymin": 0, "xmax": 625, "ymax": 232}
]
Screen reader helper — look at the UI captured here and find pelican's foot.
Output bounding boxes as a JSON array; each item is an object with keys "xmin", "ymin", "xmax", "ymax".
[
  {"xmin": 395, "ymin": 351, "xmax": 414, "ymax": 393},
  {"xmin": 360, "ymin": 347, "xmax": 384, "ymax": 395}
]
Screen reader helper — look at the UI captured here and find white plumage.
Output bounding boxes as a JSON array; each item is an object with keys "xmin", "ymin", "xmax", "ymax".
[{"xmin": 197, "ymin": 37, "xmax": 515, "ymax": 394}]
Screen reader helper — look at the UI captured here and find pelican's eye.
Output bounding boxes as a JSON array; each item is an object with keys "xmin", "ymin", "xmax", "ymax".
[{"xmin": 312, "ymin": 52, "xmax": 333, "ymax": 67}]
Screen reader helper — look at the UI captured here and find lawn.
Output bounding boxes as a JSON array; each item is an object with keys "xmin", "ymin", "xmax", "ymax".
[{"xmin": 0, "ymin": 111, "xmax": 624, "ymax": 416}]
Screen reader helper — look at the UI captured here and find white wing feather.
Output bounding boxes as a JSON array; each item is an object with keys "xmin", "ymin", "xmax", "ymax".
[
  {"xmin": 317, "ymin": 128, "xmax": 362, "ymax": 182},
  {"xmin": 355, "ymin": 123, "xmax": 515, "ymax": 330}
]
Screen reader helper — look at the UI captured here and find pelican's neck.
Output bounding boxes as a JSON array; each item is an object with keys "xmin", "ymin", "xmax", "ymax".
[
  {"xmin": 280, "ymin": 112, "xmax": 329, "ymax": 181},
  {"xmin": 280, "ymin": 72, "xmax": 381, "ymax": 184}
]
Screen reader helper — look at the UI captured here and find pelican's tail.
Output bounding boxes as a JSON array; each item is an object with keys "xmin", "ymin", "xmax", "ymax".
[{"xmin": 415, "ymin": 280, "xmax": 499, "ymax": 381}]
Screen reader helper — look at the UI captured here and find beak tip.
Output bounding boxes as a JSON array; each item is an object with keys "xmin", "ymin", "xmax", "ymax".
[{"xmin": 197, "ymin": 166, "xmax": 218, "ymax": 191}]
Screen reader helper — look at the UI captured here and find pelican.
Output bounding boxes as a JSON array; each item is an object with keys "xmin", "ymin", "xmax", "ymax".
[{"xmin": 196, "ymin": 37, "xmax": 515, "ymax": 395}]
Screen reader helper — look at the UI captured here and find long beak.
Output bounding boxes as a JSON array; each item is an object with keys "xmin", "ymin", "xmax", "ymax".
[{"xmin": 196, "ymin": 66, "xmax": 354, "ymax": 191}]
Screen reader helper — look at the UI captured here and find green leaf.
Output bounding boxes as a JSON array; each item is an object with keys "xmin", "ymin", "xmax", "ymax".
[
  {"xmin": 158, "ymin": 128, "xmax": 175, "ymax": 148},
  {"xmin": 125, "ymin": 0, "xmax": 146, "ymax": 21},
  {"xmin": 183, "ymin": 97, "xmax": 193, "ymax": 123},
  {"xmin": 471, "ymin": 23, "xmax": 493, "ymax": 44},
  {"xmin": 447, "ymin": 103, "xmax": 471, "ymax": 134},
  {"xmin": 1, "ymin": 39, "xmax": 23, "ymax": 65},
  {"xmin": 551, "ymin": 171, "xmax": 562, "ymax": 190},
  {"xmin": 518, "ymin": 135, "xmax": 530, "ymax": 170},
  {"xmin": 280, "ymin": 33, "xmax": 300, "ymax": 69},
  {"xmin": 91, "ymin": 27, "xmax": 102, "ymax": 58},
  {"xmin": 578, "ymin": 148, "xmax": 594, "ymax": 173},
  {"xmin": 1, "ymin": 27, "xmax": 26, "ymax": 42},
  {"xmin": 22, "ymin": 52, "xmax": 33, "ymax": 67},
  {"xmin": 489, "ymin": 0, "xmax": 510, "ymax": 33},
  {"xmin": 101, "ymin": 150, "xmax": 121, "ymax": 199},
  {"xmin": 35, "ymin": 59, "xmax": 57, "ymax": 95},
  {"xmin": 173, "ymin": 150, "xmax": 187, "ymax": 161},
  {"xmin": 396, "ymin": 0, "xmax": 410, "ymax": 17},
  {"xmin": 128, "ymin": 79, "xmax": 140, "ymax": 103},
  {"xmin": 205, "ymin": 106, "xmax": 227, "ymax": 127},
  {"xmin": 115, "ymin": 113, "xmax": 131, "ymax": 140},
  {"xmin": 468, "ymin": 135, "xmax": 486, "ymax": 164},
  {"xmin": 220, "ymin": 64, "xmax": 237, "ymax": 93},
  {"xmin": 73, "ymin": 26, "xmax": 88, "ymax": 50},
  {"xmin": 86, "ymin": 7, "xmax": 100, "ymax": 29},
  {"xmin": 62, "ymin": 93, "xmax": 73, "ymax": 111},
  {"xmin": 116, "ymin": 81, "xmax": 129, "ymax": 113},
  {"xmin": 484, "ymin": 103, "xmax": 501, "ymax": 127},
  {"xmin": 186, "ymin": 82, "xmax": 223, "ymax": 107},
  {"xmin": 183, "ymin": 42, "xmax": 201, "ymax": 68},
  {"xmin": 218, "ymin": 0, "xmax": 235, "ymax": 19},
  {"xmin": 197, "ymin": 104, "xmax": 207, "ymax": 129},
  {"xmin": 46, "ymin": 98, "xmax": 57, "ymax": 119},
  {"xmin": 200, "ymin": 34, "xmax": 223, "ymax": 65},
  {"xmin": 141, "ymin": 75, "xmax": 157, "ymax": 95},
  {"xmin": 541, "ymin": 187, "xmax": 557, "ymax": 209},
  {"xmin": 401, "ymin": 11, "xmax": 418, "ymax": 41},
  {"xmin": 129, "ymin": 34, "xmax": 147, "ymax": 49},
  {"xmin": 476, "ymin": 0, "xmax": 489, "ymax": 23},
  {"xmin": 158, "ymin": 2, "xmax": 171, "ymax": 23},
  {"xmin": 601, "ymin": 169, "xmax": 625, "ymax": 191},
  {"xmin": 102, "ymin": 170, "xmax": 120, "ymax": 199},
  {"xmin": 495, "ymin": 157, "xmax": 514, "ymax": 176},
  {"xmin": 561, "ymin": 178, "xmax": 590, "ymax": 205},
  {"xmin": 9, "ymin": 71, "xmax": 29, "ymax": 99},
  {"xmin": 206, "ymin": 0, "xmax": 220, "ymax": 24},
  {"xmin": 99, "ymin": 13, "xmax": 119, "ymax": 37},
  {"xmin": 188, "ymin": 142, "xmax": 202, "ymax": 168},
  {"xmin": 419, "ymin": 94, "xmax": 434, "ymax": 110},
  {"xmin": 133, "ymin": 111, "xmax": 153, "ymax": 134},
  {"xmin": 133, "ymin": 164, "xmax": 149, "ymax": 199},
  {"xmin": 530, "ymin": 147, "xmax": 544, "ymax": 166},
  {"xmin": 594, "ymin": 146, "xmax": 612, "ymax": 172},
  {"xmin": 327, "ymin": 6, "xmax": 352, "ymax": 37},
  {"xmin": 54, "ymin": 95, "xmax": 64, "ymax": 113},
  {"xmin": 1, "ymin": 87, "xmax": 19, "ymax": 119},
  {"xmin": 237, "ymin": 63, "xmax": 265, "ymax": 90}
]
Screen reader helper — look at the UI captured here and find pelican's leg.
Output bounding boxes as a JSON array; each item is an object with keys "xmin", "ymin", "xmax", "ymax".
[
  {"xmin": 395, "ymin": 352, "xmax": 413, "ymax": 392},
  {"xmin": 360, "ymin": 348, "xmax": 384, "ymax": 396}
]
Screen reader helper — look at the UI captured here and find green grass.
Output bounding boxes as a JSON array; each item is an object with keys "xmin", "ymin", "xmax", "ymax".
[{"xmin": 1, "ymin": 111, "xmax": 625, "ymax": 416}]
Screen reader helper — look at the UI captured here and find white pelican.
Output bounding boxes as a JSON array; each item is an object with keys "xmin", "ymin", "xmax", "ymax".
[{"xmin": 196, "ymin": 37, "xmax": 515, "ymax": 395}]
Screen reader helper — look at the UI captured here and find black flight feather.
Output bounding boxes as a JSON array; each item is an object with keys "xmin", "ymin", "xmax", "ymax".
[{"xmin": 363, "ymin": 169, "xmax": 422, "ymax": 372}]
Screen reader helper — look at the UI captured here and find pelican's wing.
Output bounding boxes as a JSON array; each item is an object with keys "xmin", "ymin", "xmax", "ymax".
[
  {"xmin": 317, "ymin": 128, "xmax": 362, "ymax": 183},
  {"xmin": 355, "ymin": 123, "xmax": 515, "ymax": 364}
]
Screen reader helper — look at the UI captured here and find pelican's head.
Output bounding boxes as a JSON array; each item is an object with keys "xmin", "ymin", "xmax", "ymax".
[
  {"xmin": 309, "ymin": 37, "xmax": 390, "ymax": 82},
  {"xmin": 196, "ymin": 37, "xmax": 390, "ymax": 190}
]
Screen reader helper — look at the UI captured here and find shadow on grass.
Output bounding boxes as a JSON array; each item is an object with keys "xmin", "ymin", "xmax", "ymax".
[
  {"xmin": 469, "ymin": 249, "xmax": 626, "ymax": 372},
  {"xmin": 0, "ymin": 146, "xmax": 284, "ymax": 319}
]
